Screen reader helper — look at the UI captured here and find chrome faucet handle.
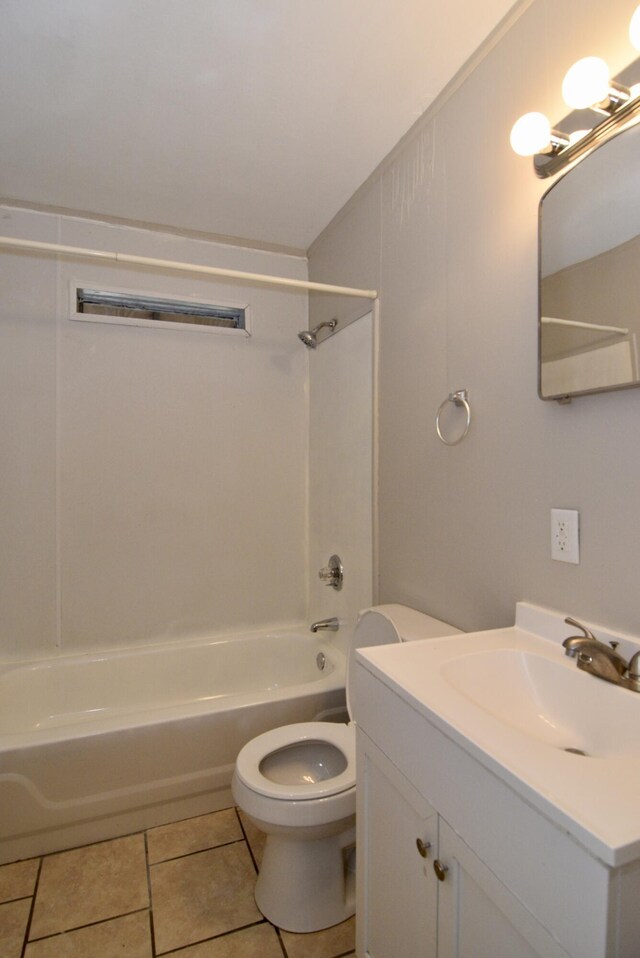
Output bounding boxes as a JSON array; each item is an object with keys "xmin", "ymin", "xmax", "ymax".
[
  {"xmin": 318, "ymin": 555, "xmax": 343, "ymax": 591},
  {"xmin": 564, "ymin": 617, "xmax": 597, "ymax": 641},
  {"xmin": 319, "ymin": 567, "xmax": 338, "ymax": 583},
  {"xmin": 628, "ymin": 651, "xmax": 640, "ymax": 681}
]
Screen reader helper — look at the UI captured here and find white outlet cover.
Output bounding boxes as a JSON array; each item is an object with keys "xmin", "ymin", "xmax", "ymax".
[{"xmin": 551, "ymin": 508, "xmax": 580, "ymax": 564}]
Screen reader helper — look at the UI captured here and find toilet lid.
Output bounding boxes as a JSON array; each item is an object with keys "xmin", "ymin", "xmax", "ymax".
[
  {"xmin": 347, "ymin": 606, "xmax": 404, "ymax": 719},
  {"xmin": 235, "ymin": 721, "xmax": 356, "ymax": 801}
]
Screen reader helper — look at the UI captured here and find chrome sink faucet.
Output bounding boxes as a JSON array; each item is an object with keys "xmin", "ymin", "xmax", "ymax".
[{"xmin": 562, "ymin": 617, "xmax": 640, "ymax": 691}]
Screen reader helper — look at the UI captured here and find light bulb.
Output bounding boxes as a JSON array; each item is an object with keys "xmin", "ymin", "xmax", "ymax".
[
  {"xmin": 509, "ymin": 112, "xmax": 552, "ymax": 156},
  {"xmin": 568, "ymin": 129, "xmax": 590, "ymax": 146},
  {"xmin": 630, "ymin": 5, "xmax": 640, "ymax": 50},
  {"xmin": 562, "ymin": 57, "xmax": 610, "ymax": 110}
]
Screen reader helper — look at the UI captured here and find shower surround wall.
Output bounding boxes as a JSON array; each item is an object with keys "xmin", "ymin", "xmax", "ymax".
[
  {"xmin": 0, "ymin": 207, "xmax": 310, "ymax": 660},
  {"xmin": 308, "ymin": 0, "xmax": 640, "ymax": 637},
  {"xmin": 307, "ymin": 312, "xmax": 374, "ymax": 633}
]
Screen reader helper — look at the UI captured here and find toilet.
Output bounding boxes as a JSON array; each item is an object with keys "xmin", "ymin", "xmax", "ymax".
[{"xmin": 232, "ymin": 603, "xmax": 461, "ymax": 933}]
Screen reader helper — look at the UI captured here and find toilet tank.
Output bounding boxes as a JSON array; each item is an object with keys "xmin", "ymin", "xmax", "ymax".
[
  {"xmin": 366, "ymin": 604, "xmax": 462, "ymax": 643},
  {"xmin": 347, "ymin": 604, "xmax": 462, "ymax": 720}
]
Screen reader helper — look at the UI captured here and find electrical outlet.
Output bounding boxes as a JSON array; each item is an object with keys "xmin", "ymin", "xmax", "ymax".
[{"xmin": 551, "ymin": 509, "xmax": 580, "ymax": 563}]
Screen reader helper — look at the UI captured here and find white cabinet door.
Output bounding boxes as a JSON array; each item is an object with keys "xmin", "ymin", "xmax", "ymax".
[
  {"xmin": 436, "ymin": 819, "xmax": 570, "ymax": 958},
  {"xmin": 356, "ymin": 729, "xmax": 438, "ymax": 958}
]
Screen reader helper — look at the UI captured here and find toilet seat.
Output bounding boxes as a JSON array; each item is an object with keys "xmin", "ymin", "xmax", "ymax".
[
  {"xmin": 234, "ymin": 721, "xmax": 355, "ymax": 801},
  {"xmin": 231, "ymin": 607, "xmax": 463, "ymax": 934}
]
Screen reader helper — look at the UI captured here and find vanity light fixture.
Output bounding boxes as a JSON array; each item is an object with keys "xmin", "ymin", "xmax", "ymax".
[{"xmin": 510, "ymin": 8, "xmax": 640, "ymax": 177}]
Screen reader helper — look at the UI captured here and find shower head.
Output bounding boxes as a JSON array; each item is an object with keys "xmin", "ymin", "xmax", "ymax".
[
  {"xmin": 298, "ymin": 329, "xmax": 318, "ymax": 349},
  {"xmin": 297, "ymin": 319, "xmax": 338, "ymax": 349}
]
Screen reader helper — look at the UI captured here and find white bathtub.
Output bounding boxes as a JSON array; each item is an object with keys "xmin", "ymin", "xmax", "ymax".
[{"xmin": 0, "ymin": 627, "xmax": 346, "ymax": 864}]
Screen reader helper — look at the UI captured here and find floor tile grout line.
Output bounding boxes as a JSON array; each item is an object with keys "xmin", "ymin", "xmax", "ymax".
[
  {"xmin": 143, "ymin": 830, "xmax": 158, "ymax": 958},
  {"xmin": 233, "ymin": 808, "xmax": 288, "ymax": 958},
  {"xmin": 6, "ymin": 808, "xmax": 355, "ymax": 958},
  {"xmin": 234, "ymin": 808, "xmax": 287, "ymax": 957},
  {"xmin": 10, "ymin": 807, "xmax": 238, "ymax": 867},
  {"xmin": 234, "ymin": 807, "xmax": 260, "ymax": 875},
  {"xmin": 25, "ymin": 906, "xmax": 151, "ymax": 944},
  {"xmin": 0, "ymin": 893, "xmax": 35, "ymax": 906},
  {"xmin": 148, "ymin": 835, "xmax": 246, "ymax": 867},
  {"xmin": 19, "ymin": 857, "xmax": 42, "ymax": 958},
  {"xmin": 28, "ymin": 831, "xmax": 140, "ymax": 862},
  {"xmin": 19, "ymin": 826, "xmax": 152, "ymax": 864},
  {"xmin": 148, "ymin": 910, "xmax": 157, "ymax": 958},
  {"xmin": 275, "ymin": 926, "xmax": 290, "ymax": 958},
  {"xmin": 152, "ymin": 918, "xmax": 269, "ymax": 956}
]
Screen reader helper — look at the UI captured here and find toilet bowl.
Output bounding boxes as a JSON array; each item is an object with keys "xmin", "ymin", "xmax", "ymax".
[{"xmin": 231, "ymin": 603, "xmax": 461, "ymax": 933}]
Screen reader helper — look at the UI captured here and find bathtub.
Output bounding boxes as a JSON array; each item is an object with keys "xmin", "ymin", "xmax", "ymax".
[{"xmin": 0, "ymin": 626, "xmax": 346, "ymax": 864}]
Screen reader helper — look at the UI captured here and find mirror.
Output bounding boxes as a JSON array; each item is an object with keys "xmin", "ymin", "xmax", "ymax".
[{"xmin": 539, "ymin": 120, "xmax": 640, "ymax": 401}]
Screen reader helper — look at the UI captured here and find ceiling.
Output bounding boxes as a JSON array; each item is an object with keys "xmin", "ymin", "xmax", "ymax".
[{"xmin": 0, "ymin": 0, "xmax": 518, "ymax": 251}]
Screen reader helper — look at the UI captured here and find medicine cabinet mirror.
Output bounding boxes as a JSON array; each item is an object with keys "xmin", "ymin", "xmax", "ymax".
[{"xmin": 539, "ymin": 120, "xmax": 640, "ymax": 401}]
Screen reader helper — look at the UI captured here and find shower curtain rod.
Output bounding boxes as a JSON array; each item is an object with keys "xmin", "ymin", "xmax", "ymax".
[
  {"xmin": 541, "ymin": 316, "xmax": 629, "ymax": 335},
  {"xmin": 0, "ymin": 235, "xmax": 378, "ymax": 300}
]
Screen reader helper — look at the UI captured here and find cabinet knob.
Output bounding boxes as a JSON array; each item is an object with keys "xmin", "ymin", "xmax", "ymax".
[
  {"xmin": 433, "ymin": 859, "xmax": 448, "ymax": 882},
  {"xmin": 415, "ymin": 838, "xmax": 431, "ymax": 858}
]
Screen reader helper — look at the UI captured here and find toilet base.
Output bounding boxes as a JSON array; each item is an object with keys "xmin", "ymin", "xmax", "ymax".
[{"xmin": 255, "ymin": 824, "xmax": 356, "ymax": 932}]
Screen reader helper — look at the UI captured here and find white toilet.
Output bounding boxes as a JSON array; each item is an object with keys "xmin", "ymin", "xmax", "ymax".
[{"xmin": 232, "ymin": 603, "xmax": 461, "ymax": 933}]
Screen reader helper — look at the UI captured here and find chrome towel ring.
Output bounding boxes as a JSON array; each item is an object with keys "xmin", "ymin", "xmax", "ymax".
[{"xmin": 435, "ymin": 389, "xmax": 471, "ymax": 446}]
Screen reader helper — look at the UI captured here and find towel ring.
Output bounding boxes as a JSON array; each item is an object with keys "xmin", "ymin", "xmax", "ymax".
[{"xmin": 436, "ymin": 389, "xmax": 471, "ymax": 446}]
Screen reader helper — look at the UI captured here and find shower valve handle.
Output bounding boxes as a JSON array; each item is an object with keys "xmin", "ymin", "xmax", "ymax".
[
  {"xmin": 318, "ymin": 555, "xmax": 343, "ymax": 591},
  {"xmin": 319, "ymin": 567, "xmax": 339, "ymax": 583}
]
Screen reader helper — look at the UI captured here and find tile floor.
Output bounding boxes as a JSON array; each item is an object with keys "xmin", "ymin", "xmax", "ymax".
[{"xmin": 0, "ymin": 808, "xmax": 355, "ymax": 958}]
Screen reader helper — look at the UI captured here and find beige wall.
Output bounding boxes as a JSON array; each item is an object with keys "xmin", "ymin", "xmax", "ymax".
[
  {"xmin": 309, "ymin": 0, "xmax": 640, "ymax": 635},
  {"xmin": 0, "ymin": 207, "xmax": 310, "ymax": 658}
]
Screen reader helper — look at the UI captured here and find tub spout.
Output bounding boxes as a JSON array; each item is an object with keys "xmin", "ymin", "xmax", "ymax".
[{"xmin": 310, "ymin": 617, "xmax": 339, "ymax": 633}]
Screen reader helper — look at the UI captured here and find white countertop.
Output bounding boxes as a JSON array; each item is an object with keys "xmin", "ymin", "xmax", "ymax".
[{"xmin": 356, "ymin": 602, "xmax": 640, "ymax": 867}]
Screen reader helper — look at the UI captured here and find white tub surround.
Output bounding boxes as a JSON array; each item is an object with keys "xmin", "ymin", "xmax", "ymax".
[
  {"xmin": 0, "ymin": 627, "xmax": 345, "ymax": 865},
  {"xmin": 0, "ymin": 206, "xmax": 311, "ymax": 661}
]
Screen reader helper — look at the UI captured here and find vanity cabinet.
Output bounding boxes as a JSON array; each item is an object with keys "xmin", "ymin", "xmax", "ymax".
[
  {"xmin": 435, "ymin": 817, "xmax": 565, "ymax": 958},
  {"xmin": 355, "ymin": 604, "xmax": 640, "ymax": 958},
  {"xmin": 356, "ymin": 731, "xmax": 438, "ymax": 957},
  {"xmin": 354, "ymin": 654, "xmax": 640, "ymax": 958},
  {"xmin": 356, "ymin": 729, "xmax": 568, "ymax": 958}
]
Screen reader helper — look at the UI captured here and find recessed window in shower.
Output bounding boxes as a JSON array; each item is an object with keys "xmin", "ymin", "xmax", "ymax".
[{"xmin": 72, "ymin": 286, "xmax": 249, "ymax": 335}]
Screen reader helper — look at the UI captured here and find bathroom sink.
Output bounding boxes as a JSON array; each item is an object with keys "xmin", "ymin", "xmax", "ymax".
[
  {"xmin": 440, "ymin": 647, "xmax": 640, "ymax": 758},
  {"xmin": 355, "ymin": 602, "xmax": 640, "ymax": 866}
]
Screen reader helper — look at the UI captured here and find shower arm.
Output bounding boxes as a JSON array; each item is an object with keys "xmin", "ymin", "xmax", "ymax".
[{"xmin": 312, "ymin": 320, "xmax": 337, "ymax": 335}]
